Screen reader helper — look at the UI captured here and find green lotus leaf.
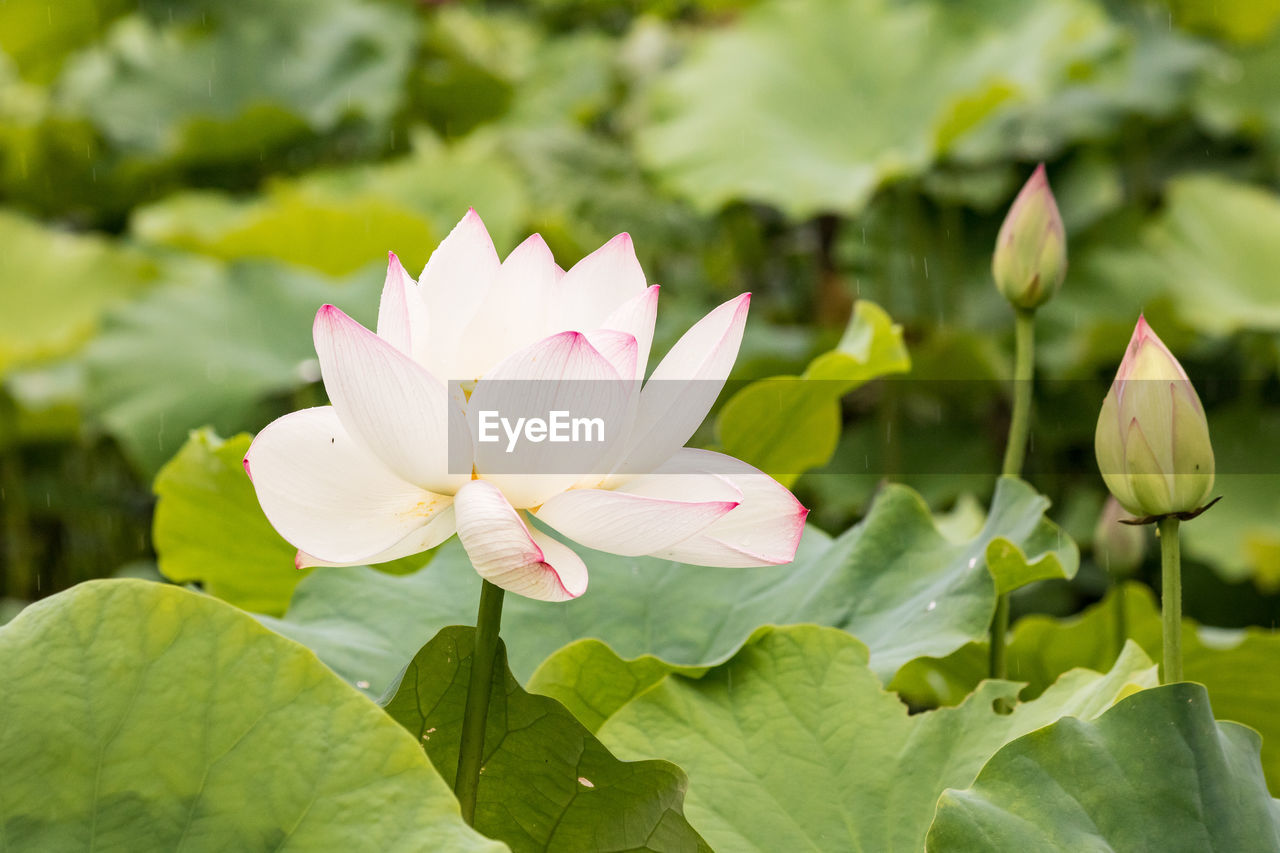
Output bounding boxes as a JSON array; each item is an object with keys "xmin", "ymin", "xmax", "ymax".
[
  {"xmin": 0, "ymin": 210, "xmax": 158, "ymax": 378},
  {"xmin": 984, "ymin": 493, "xmax": 1078, "ymax": 595},
  {"xmin": 130, "ymin": 135, "xmax": 528, "ymax": 276},
  {"xmin": 0, "ymin": 579, "xmax": 502, "ymax": 851},
  {"xmin": 264, "ymin": 478, "xmax": 1074, "ymax": 697},
  {"xmin": 382, "ymin": 626, "xmax": 708, "ymax": 852},
  {"xmin": 927, "ymin": 683, "xmax": 1280, "ymax": 851},
  {"xmin": 1182, "ymin": 407, "xmax": 1280, "ymax": 589},
  {"xmin": 1142, "ymin": 175, "xmax": 1280, "ymax": 333},
  {"xmin": 56, "ymin": 0, "xmax": 415, "ymax": 159},
  {"xmin": 636, "ymin": 0, "xmax": 1113, "ymax": 218},
  {"xmin": 894, "ymin": 582, "xmax": 1280, "ymax": 791},
  {"xmin": 132, "ymin": 190, "xmax": 438, "ymax": 278},
  {"xmin": 82, "ymin": 260, "xmax": 381, "ymax": 475},
  {"xmin": 152, "ymin": 429, "xmax": 304, "ymax": 615},
  {"xmin": 1196, "ymin": 34, "xmax": 1280, "ymax": 144},
  {"xmin": 527, "ymin": 640, "xmax": 700, "ymax": 734},
  {"xmin": 597, "ymin": 625, "xmax": 1154, "ymax": 852},
  {"xmin": 716, "ymin": 300, "xmax": 910, "ymax": 487}
]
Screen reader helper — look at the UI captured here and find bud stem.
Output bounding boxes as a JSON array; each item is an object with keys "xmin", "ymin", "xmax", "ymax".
[
  {"xmin": 1111, "ymin": 582, "xmax": 1128, "ymax": 663},
  {"xmin": 988, "ymin": 594, "xmax": 1010, "ymax": 684},
  {"xmin": 990, "ymin": 308, "xmax": 1037, "ymax": 686},
  {"xmin": 1158, "ymin": 517, "xmax": 1183, "ymax": 683},
  {"xmin": 455, "ymin": 578, "xmax": 506, "ymax": 825},
  {"xmin": 1001, "ymin": 308, "xmax": 1036, "ymax": 478}
]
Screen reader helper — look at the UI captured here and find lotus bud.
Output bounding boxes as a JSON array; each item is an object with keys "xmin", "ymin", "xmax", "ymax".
[
  {"xmin": 1094, "ymin": 496, "xmax": 1146, "ymax": 577},
  {"xmin": 1095, "ymin": 316, "xmax": 1214, "ymax": 518},
  {"xmin": 992, "ymin": 163, "xmax": 1067, "ymax": 310}
]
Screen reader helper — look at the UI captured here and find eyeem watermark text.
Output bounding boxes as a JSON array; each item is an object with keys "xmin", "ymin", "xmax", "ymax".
[{"xmin": 477, "ymin": 410, "xmax": 606, "ymax": 453}]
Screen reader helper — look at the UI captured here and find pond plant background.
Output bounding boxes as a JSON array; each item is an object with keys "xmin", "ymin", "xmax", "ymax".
[{"xmin": 3, "ymin": 0, "xmax": 1280, "ymax": 850}]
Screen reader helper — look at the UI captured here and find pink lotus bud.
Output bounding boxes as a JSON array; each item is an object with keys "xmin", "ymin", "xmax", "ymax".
[
  {"xmin": 1094, "ymin": 317, "xmax": 1214, "ymax": 518},
  {"xmin": 992, "ymin": 164, "xmax": 1067, "ymax": 310}
]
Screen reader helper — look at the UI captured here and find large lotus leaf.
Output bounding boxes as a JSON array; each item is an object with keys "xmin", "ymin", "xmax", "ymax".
[
  {"xmin": 82, "ymin": 260, "xmax": 381, "ymax": 475},
  {"xmin": 984, "ymin": 512, "xmax": 1077, "ymax": 595},
  {"xmin": 0, "ymin": 579, "xmax": 502, "ymax": 851},
  {"xmin": 1186, "ymin": 473, "xmax": 1280, "ymax": 589},
  {"xmin": 263, "ymin": 477, "xmax": 1075, "ymax": 697},
  {"xmin": 132, "ymin": 189, "xmax": 438, "ymax": 278},
  {"xmin": 596, "ymin": 625, "xmax": 1154, "ymax": 853},
  {"xmin": 260, "ymin": 531, "xmax": 823, "ymax": 700},
  {"xmin": 1126, "ymin": 174, "xmax": 1280, "ymax": 334},
  {"xmin": 131, "ymin": 135, "xmax": 528, "ymax": 275},
  {"xmin": 528, "ymin": 639, "xmax": 682, "ymax": 733},
  {"xmin": 927, "ymin": 683, "xmax": 1280, "ymax": 851},
  {"xmin": 382, "ymin": 626, "xmax": 708, "ymax": 852},
  {"xmin": 152, "ymin": 429, "xmax": 305, "ymax": 615},
  {"xmin": 716, "ymin": 300, "xmax": 910, "ymax": 486},
  {"xmin": 1196, "ymin": 35, "xmax": 1280, "ymax": 144},
  {"xmin": 952, "ymin": 13, "xmax": 1211, "ymax": 165},
  {"xmin": 55, "ymin": 0, "xmax": 415, "ymax": 158},
  {"xmin": 1181, "ymin": 407, "xmax": 1280, "ymax": 588},
  {"xmin": 0, "ymin": 211, "xmax": 159, "ymax": 377},
  {"xmin": 894, "ymin": 582, "xmax": 1280, "ymax": 791},
  {"xmin": 635, "ymin": 0, "xmax": 1114, "ymax": 218}
]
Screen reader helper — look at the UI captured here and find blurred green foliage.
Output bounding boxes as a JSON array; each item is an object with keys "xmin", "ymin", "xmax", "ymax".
[{"xmin": 3, "ymin": 0, "xmax": 1280, "ymax": 640}]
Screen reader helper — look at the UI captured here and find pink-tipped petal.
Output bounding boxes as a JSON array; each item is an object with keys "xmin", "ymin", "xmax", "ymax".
[
  {"xmin": 598, "ymin": 284, "xmax": 659, "ymax": 381},
  {"xmin": 556, "ymin": 233, "xmax": 649, "ymax": 333},
  {"xmin": 453, "ymin": 479, "xmax": 587, "ymax": 601},
  {"xmin": 1117, "ymin": 314, "xmax": 1190, "ymax": 386},
  {"xmin": 643, "ymin": 448, "xmax": 807, "ymax": 567},
  {"xmin": 245, "ymin": 407, "xmax": 454, "ymax": 565},
  {"xmin": 455, "ymin": 233, "xmax": 560, "ymax": 381},
  {"xmin": 526, "ymin": 526, "xmax": 588, "ymax": 599},
  {"xmin": 582, "ymin": 329, "xmax": 639, "ymax": 387},
  {"xmin": 612, "ymin": 294, "xmax": 751, "ymax": 476},
  {"xmin": 416, "ymin": 209, "xmax": 501, "ymax": 379},
  {"xmin": 467, "ymin": 331, "xmax": 633, "ymax": 508},
  {"xmin": 314, "ymin": 305, "xmax": 468, "ymax": 496},
  {"xmin": 376, "ymin": 252, "xmax": 428, "ymax": 357},
  {"xmin": 535, "ymin": 482, "xmax": 739, "ymax": 556}
]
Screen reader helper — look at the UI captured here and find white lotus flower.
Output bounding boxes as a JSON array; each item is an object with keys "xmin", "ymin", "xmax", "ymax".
[{"xmin": 244, "ymin": 210, "xmax": 807, "ymax": 601}]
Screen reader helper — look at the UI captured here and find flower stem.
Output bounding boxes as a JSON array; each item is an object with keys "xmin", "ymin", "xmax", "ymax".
[
  {"xmin": 990, "ymin": 308, "xmax": 1037, "ymax": 682},
  {"xmin": 1002, "ymin": 308, "xmax": 1036, "ymax": 478},
  {"xmin": 1158, "ymin": 517, "xmax": 1182, "ymax": 683},
  {"xmin": 454, "ymin": 578, "xmax": 505, "ymax": 825}
]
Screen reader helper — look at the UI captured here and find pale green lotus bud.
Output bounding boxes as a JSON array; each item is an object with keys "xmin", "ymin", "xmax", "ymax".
[
  {"xmin": 992, "ymin": 164, "xmax": 1067, "ymax": 310},
  {"xmin": 1095, "ymin": 316, "xmax": 1214, "ymax": 518},
  {"xmin": 1094, "ymin": 496, "xmax": 1146, "ymax": 577}
]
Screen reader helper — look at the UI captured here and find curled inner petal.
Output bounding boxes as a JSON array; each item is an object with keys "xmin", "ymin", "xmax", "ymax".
[{"xmin": 453, "ymin": 479, "xmax": 588, "ymax": 601}]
